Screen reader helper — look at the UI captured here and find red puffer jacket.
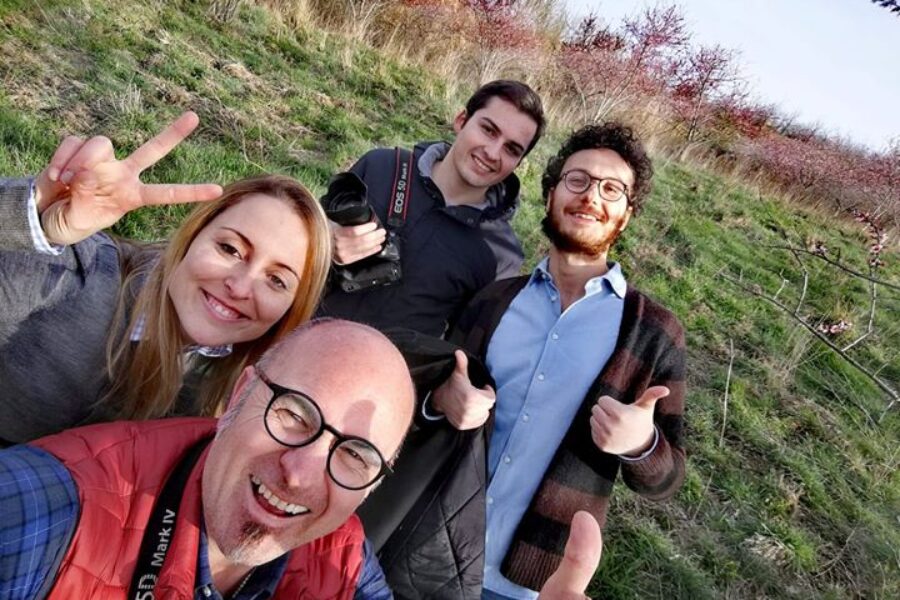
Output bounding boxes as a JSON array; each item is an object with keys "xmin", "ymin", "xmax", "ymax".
[{"xmin": 32, "ymin": 418, "xmax": 364, "ymax": 599}]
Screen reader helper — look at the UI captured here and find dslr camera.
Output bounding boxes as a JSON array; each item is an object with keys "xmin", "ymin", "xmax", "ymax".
[{"xmin": 320, "ymin": 172, "xmax": 402, "ymax": 293}]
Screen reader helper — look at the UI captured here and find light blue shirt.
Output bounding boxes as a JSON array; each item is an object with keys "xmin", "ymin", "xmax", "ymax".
[{"xmin": 482, "ymin": 258, "xmax": 627, "ymax": 599}]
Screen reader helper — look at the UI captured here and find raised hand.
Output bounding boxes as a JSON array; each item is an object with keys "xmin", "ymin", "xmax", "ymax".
[
  {"xmin": 35, "ymin": 111, "xmax": 223, "ymax": 245},
  {"xmin": 538, "ymin": 511, "xmax": 603, "ymax": 600},
  {"xmin": 330, "ymin": 220, "xmax": 387, "ymax": 265},
  {"xmin": 589, "ymin": 386, "xmax": 669, "ymax": 456},
  {"xmin": 431, "ymin": 350, "xmax": 496, "ymax": 430}
]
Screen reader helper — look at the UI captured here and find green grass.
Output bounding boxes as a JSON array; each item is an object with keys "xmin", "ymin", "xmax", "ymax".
[{"xmin": 1, "ymin": 1, "xmax": 898, "ymax": 597}]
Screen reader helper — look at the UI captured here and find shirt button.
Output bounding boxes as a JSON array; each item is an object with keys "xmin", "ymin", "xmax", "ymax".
[
  {"xmin": 551, "ymin": 333, "xmax": 559, "ymax": 340},
  {"xmin": 522, "ymin": 414, "xmax": 530, "ymax": 422},
  {"xmin": 487, "ymin": 496, "xmax": 494, "ymax": 505},
  {"xmin": 202, "ymin": 586, "xmax": 212, "ymax": 598},
  {"xmin": 550, "ymin": 295, "xmax": 557, "ymax": 302},
  {"xmin": 537, "ymin": 373, "xmax": 545, "ymax": 381},
  {"xmin": 504, "ymin": 455, "xmax": 512, "ymax": 464}
]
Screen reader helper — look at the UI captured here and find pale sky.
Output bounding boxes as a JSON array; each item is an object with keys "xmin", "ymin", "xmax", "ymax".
[{"xmin": 563, "ymin": 0, "xmax": 900, "ymax": 152}]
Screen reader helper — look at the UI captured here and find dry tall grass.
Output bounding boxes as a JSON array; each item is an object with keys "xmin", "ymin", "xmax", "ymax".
[{"xmin": 237, "ymin": 0, "xmax": 897, "ymax": 233}]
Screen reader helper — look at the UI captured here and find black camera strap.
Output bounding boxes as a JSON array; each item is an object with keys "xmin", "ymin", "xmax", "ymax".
[
  {"xmin": 128, "ymin": 437, "xmax": 211, "ymax": 599},
  {"xmin": 328, "ymin": 148, "xmax": 411, "ymax": 293},
  {"xmin": 386, "ymin": 147, "xmax": 413, "ymax": 229}
]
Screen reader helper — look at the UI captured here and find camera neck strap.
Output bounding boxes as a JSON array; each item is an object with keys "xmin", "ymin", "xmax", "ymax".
[
  {"xmin": 386, "ymin": 147, "xmax": 413, "ymax": 229},
  {"xmin": 128, "ymin": 437, "xmax": 211, "ymax": 599}
]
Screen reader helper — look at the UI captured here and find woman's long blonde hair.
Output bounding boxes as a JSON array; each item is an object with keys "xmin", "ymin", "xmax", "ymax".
[{"xmin": 104, "ymin": 174, "xmax": 332, "ymax": 420}]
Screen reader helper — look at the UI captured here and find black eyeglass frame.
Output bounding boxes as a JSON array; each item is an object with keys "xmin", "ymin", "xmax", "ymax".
[
  {"xmin": 560, "ymin": 169, "xmax": 631, "ymax": 203},
  {"xmin": 256, "ymin": 367, "xmax": 393, "ymax": 491}
]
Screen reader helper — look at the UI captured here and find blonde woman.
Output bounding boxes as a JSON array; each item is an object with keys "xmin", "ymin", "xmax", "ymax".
[{"xmin": 0, "ymin": 113, "xmax": 332, "ymax": 444}]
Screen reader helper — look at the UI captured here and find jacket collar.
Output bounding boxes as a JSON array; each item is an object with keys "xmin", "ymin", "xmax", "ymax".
[{"xmin": 414, "ymin": 141, "xmax": 520, "ymax": 222}]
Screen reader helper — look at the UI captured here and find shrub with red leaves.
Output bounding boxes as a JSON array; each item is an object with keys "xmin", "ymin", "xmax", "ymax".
[
  {"xmin": 380, "ymin": 1, "xmax": 898, "ymax": 231},
  {"xmin": 559, "ymin": 5, "xmax": 688, "ymax": 121}
]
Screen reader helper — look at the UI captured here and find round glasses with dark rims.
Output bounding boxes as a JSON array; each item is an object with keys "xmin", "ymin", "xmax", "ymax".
[
  {"xmin": 561, "ymin": 169, "xmax": 630, "ymax": 203},
  {"xmin": 256, "ymin": 368, "xmax": 392, "ymax": 490}
]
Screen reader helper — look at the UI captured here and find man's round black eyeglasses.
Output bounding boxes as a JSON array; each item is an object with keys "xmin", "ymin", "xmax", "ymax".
[
  {"xmin": 256, "ymin": 367, "xmax": 392, "ymax": 491},
  {"xmin": 560, "ymin": 169, "xmax": 630, "ymax": 203}
]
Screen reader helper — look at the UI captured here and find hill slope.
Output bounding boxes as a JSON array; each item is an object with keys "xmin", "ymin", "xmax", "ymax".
[{"xmin": 1, "ymin": 1, "xmax": 897, "ymax": 597}]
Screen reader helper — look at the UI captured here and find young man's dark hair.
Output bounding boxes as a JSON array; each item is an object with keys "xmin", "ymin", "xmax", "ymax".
[
  {"xmin": 463, "ymin": 79, "xmax": 546, "ymax": 156},
  {"xmin": 541, "ymin": 122, "xmax": 654, "ymax": 214}
]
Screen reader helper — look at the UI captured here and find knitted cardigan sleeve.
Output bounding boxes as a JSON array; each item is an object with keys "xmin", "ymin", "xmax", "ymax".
[{"xmin": 618, "ymin": 309, "xmax": 687, "ymax": 501}]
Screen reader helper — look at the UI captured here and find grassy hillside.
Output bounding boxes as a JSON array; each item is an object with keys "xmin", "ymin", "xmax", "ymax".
[{"xmin": 1, "ymin": 1, "xmax": 898, "ymax": 598}]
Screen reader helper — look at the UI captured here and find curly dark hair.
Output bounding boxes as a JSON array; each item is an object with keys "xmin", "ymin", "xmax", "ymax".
[{"xmin": 541, "ymin": 123, "xmax": 653, "ymax": 215}]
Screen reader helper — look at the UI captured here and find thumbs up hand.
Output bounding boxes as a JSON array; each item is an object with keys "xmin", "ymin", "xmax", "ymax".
[
  {"xmin": 431, "ymin": 350, "xmax": 496, "ymax": 430},
  {"xmin": 538, "ymin": 511, "xmax": 602, "ymax": 600},
  {"xmin": 590, "ymin": 386, "xmax": 669, "ymax": 456}
]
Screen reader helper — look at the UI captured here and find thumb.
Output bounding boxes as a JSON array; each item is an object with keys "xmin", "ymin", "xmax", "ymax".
[
  {"xmin": 539, "ymin": 511, "xmax": 602, "ymax": 599},
  {"xmin": 39, "ymin": 200, "xmax": 68, "ymax": 246},
  {"xmin": 632, "ymin": 386, "xmax": 669, "ymax": 411},
  {"xmin": 453, "ymin": 350, "xmax": 469, "ymax": 378}
]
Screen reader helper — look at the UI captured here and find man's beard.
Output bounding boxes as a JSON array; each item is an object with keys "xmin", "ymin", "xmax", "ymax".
[
  {"xmin": 541, "ymin": 208, "xmax": 624, "ymax": 258},
  {"xmin": 221, "ymin": 520, "xmax": 271, "ymax": 566}
]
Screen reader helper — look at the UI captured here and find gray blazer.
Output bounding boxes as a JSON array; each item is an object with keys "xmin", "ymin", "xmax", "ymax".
[{"xmin": 0, "ymin": 177, "xmax": 124, "ymax": 444}]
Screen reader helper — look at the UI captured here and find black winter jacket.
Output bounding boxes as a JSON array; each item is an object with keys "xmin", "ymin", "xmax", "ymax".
[{"xmin": 316, "ymin": 142, "xmax": 524, "ymax": 337}]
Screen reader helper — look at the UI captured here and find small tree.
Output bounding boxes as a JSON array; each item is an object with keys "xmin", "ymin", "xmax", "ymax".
[
  {"xmin": 669, "ymin": 44, "xmax": 742, "ymax": 150},
  {"xmin": 560, "ymin": 4, "xmax": 689, "ymax": 122},
  {"xmin": 461, "ymin": 0, "xmax": 549, "ymax": 81}
]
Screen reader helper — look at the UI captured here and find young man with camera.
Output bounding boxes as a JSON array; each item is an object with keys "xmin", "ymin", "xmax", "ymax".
[{"xmin": 317, "ymin": 80, "xmax": 545, "ymax": 337}]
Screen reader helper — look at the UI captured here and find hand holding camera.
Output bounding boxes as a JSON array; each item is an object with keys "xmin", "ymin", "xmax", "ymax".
[
  {"xmin": 320, "ymin": 172, "xmax": 402, "ymax": 292},
  {"xmin": 331, "ymin": 220, "xmax": 387, "ymax": 265}
]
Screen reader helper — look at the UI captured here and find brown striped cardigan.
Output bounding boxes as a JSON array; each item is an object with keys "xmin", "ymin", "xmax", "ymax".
[{"xmin": 450, "ymin": 274, "xmax": 687, "ymax": 591}]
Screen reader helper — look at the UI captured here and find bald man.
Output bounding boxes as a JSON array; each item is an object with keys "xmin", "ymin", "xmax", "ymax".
[
  {"xmin": 0, "ymin": 319, "xmax": 414, "ymax": 599},
  {"xmin": 0, "ymin": 319, "xmax": 604, "ymax": 599}
]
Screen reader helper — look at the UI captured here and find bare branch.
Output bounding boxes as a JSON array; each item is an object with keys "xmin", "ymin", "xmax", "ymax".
[
  {"xmin": 761, "ymin": 244, "xmax": 900, "ymax": 292},
  {"xmin": 843, "ymin": 276, "xmax": 878, "ymax": 352},
  {"xmin": 719, "ymin": 338, "xmax": 735, "ymax": 448},
  {"xmin": 796, "ymin": 263, "xmax": 809, "ymax": 316},
  {"xmin": 780, "ymin": 243, "xmax": 809, "ymax": 315},
  {"xmin": 718, "ymin": 271, "xmax": 900, "ymax": 406},
  {"xmin": 881, "ymin": 398, "xmax": 898, "ymax": 423},
  {"xmin": 773, "ymin": 277, "xmax": 788, "ymax": 301}
]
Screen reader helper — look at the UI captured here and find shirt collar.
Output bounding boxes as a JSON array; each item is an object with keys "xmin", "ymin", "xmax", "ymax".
[
  {"xmin": 130, "ymin": 314, "xmax": 233, "ymax": 358},
  {"xmin": 196, "ymin": 520, "xmax": 288, "ymax": 599},
  {"xmin": 531, "ymin": 257, "xmax": 627, "ymax": 299},
  {"xmin": 530, "ymin": 257, "xmax": 552, "ymax": 286}
]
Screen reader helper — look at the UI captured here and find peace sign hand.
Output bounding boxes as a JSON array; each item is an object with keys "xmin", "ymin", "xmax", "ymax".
[{"xmin": 35, "ymin": 111, "xmax": 223, "ymax": 246}]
